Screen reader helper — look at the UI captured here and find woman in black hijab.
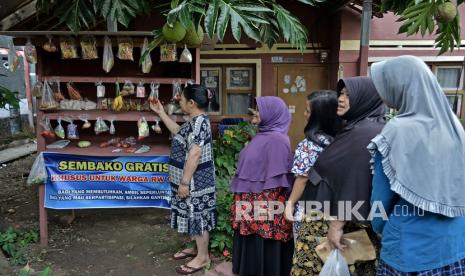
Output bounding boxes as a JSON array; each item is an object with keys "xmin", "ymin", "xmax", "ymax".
[{"xmin": 306, "ymin": 76, "xmax": 385, "ymax": 273}]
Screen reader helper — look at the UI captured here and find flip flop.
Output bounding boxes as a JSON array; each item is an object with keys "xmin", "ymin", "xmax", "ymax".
[
  {"xmin": 175, "ymin": 263, "xmax": 209, "ymax": 275},
  {"xmin": 172, "ymin": 249, "xmax": 196, "ymax": 260}
]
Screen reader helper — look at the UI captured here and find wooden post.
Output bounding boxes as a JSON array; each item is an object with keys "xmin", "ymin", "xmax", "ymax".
[
  {"xmin": 38, "ymin": 184, "xmax": 48, "ymax": 247},
  {"xmin": 359, "ymin": 0, "xmax": 372, "ymax": 76}
]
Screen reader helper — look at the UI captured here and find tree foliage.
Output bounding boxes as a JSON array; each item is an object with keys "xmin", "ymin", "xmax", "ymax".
[{"xmin": 35, "ymin": 0, "xmax": 464, "ymax": 54}]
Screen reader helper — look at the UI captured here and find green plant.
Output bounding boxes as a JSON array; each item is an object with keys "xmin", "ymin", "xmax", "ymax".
[
  {"xmin": 19, "ymin": 264, "xmax": 52, "ymax": 276},
  {"xmin": 0, "ymin": 74, "xmax": 19, "ymax": 109},
  {"xmin": 210, "ymin": 121, "xmax": 256, "ymax": 259},
  {"xmin": 0, "ymin": 227, "xmax": 39, "ymax": 266}
]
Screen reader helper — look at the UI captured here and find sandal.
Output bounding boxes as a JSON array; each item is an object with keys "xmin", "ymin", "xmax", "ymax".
[
  {"xmin": 175, "ymin": 263, "xmax": 210, "ymax": 275},
  {"xmin": 172, "ymin": 249, "xmax": 197, "ymax": 260}
]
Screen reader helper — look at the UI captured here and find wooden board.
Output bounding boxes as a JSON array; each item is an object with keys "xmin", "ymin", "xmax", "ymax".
[{"xmin": 276, "ymin": 64, "xmax": 329, "ymax": 149}]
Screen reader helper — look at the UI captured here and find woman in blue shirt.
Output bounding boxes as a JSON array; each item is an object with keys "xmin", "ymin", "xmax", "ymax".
[{"xmin": 369, "ymin": 55, "xmax": 465, "ymax": 275}]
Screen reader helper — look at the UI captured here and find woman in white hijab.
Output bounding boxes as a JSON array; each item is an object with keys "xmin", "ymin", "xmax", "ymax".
[{"xmin": 369, "ymin": 55, "xmax": 465, "ymax": 275}]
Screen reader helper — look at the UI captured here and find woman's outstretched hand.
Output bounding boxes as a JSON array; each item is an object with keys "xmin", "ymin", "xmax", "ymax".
[
  {"xmin": 150, "ymin": 100, "xmax": 165, "ymax": 115},
  {"xmin": 327, "ymin": 221, "xmax": 347, "ymax": 251}
]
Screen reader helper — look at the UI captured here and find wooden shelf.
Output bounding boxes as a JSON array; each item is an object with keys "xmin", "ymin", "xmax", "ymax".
[
  {"xmin": 45, "ymin": 140, "xmax": 171, "ymax": 156},
  {"xmin": 40, "ymin": 110, "xmax": 187, "ymax": 122},
  {"xmin": 39, "ymin": 76, "xmax": 193, "ymax": 84}
]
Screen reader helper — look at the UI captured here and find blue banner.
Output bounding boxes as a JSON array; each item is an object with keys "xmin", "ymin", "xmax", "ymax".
[{"xmin": 43, "ymin": 152, "xmax": 171, "ymax": 209}]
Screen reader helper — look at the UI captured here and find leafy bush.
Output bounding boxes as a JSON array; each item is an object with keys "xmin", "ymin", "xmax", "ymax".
[
  {"xmin": 0, "ymin": 227, "xmax": 38, "ymax": 265},
  {"xmin": 210, "ymin": 122, "xmax": 256, "ymax": 259}
]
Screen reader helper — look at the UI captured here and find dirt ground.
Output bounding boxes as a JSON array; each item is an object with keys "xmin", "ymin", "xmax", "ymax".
[{"xmin": 0, "ymin": 153, "xmax": 211, "ymax": 276}]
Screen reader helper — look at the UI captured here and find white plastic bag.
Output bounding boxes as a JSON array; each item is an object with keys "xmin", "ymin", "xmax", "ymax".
[
  {"xmin": 319, "ymin": 249, "xmax": 350, "ymax": 276},
  {"xmin": 141, "ymin": 37, "xmax": 152, "ymax": 73},
  {"xmin": 103, "ymin": 36, "xmax": 114, "ymax": 73},
  {"xmin": 27, "ymin": 153, "xmax": 47, "ymax": 185}
]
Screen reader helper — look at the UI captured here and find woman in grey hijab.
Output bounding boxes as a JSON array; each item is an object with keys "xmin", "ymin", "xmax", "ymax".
[{"xmin": 369, "ymin": 55, "xmax": 465, "ymax": 275}]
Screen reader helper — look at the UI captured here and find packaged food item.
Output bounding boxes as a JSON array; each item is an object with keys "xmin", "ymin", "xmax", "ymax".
[
  {"xmin": 77, "ymin": 141, "xmax": 92, "ymax": 148},
  {"xmin": 152, "ymin": 119, "xmax": 162, "ymax": 134},
  {"xmin": 64, "ymin": 118, "xmax": 79, "ymax": 140},
  {"xmin": 80, "ymin": 36, "xmax": 98, "ymax": 60},
  {"xmin": 138, "ymin": 117, "xmax": 149, "ymax": 141},
  {"xmin": 67, "ymin": 82, "xmax": 83, "ymax": 100},
  {"xmin": 43, "ymin": 35, "xmax": 58, "ymax": 52},
  {"xmin": 25, "ymin": 39, "xmax": 37, "ymax": 64},
  {"xmin": 103, "ymin": 36, "xmax": 114, "ymax": 73},
  {"xmin": 135, "ymin": 145, "xmax": 151, "ymax": 154},
  {"xmin": 120, "ymin": 80, "xmax": 135, "ymax": 96},
  {"xmin": 94, "ymin": 117, "xmax": 109, "ymax": 135},
  {"xmin": 39, "ymin": 80, "xmax": 59, "ymax": 110},
  {"xmin": 32, "ymin": 81, "xmax": 44, "ymax": 98},
  {"xmin": 148, "ymin": 82, "xmax": 160, "ymax": 104},
  {"xmin": 8, "ymin": 39, "xmax": 19, "ymax": 72},
  {"xmin": 55, "ymin": 118, "xmax": 65, "ymax": 139},
  {"xmin": 112, "ymin": 83, "xmax": 124, "ymax": 111},
  {"xmin": 96, "ymin": 81, "xmax": 105, "ymax": 98},
  {"xmin": 46, "ymin": 140, "xmax": 70, "ymax": 149},
  {"xmin": 172, "ymin": 79, "xmax": 182, "ymax": 102},
  {"xmin": 27, "ymin": 153, "xmax": 47, "ymax": 185},
  {"xmin": 141, "ymin": 37, "xmax": 152, "ymax": 73},
  {"xmin": 109, "ymin": 117, "xmax": 116, "ymax": 135},
  {"xmin": 160, "ymin": 43, "xmax": 177, "ymax": 62},
  {"xmin": 53, "ymin": 80, "xmax": 65, "ymax": 102},
  {"xmin": 136, "ymin": 81, "xmax": 146, "ymax": 98},
  {"xmin": 79, "ymin": 114, "xmax": 91, "ymax": 129},
  {"xmin": 179, "ymin": 45, "xmax": 192, "ymax": 63},
  {"xmin": 117, "ymin": 37, "xmax": 134, "ymax": 60},
  {"xmin": 40, "ymin": 116, "xmax": 56, "ymax": 140},
  {"xmin": 60, "ymin": 37, "xmax": 79, "ymax": 59}
]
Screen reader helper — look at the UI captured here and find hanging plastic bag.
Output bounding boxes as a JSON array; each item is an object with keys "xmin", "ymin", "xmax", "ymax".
[
  {"xmin": 179, "ymin": 45, "xmax": 192, "ymax": 63},
  {"xmin": 25, "ymin": 39, "xmax": 37, "ymax": 64},
  {"xmin": 95, "ymin": 81, "xmax": 105, "ymax": 98},
  {"xmin": 67, "ymin": 82, "xmax": 83, "ymax": 100},
  {"xmin": 60, "ymin": 37, "xmax": 79, "ymax": 59},
  {"xmin": 109, "ymin": 117, "xmax": 116, "ymax": 135},
  {"xmin": 80, "ymin": 36, "xmax": 98, "ymax": 59},
  {"xmin": 120, "ymin": 80, "xmax": 135, "ymax": 96},
  {"xmin": 148, "ymin": 82, "xmax": 160, "ymax": 104},
  {"xmin": 172, "ymin": 79, "xmax": 182, "ymax": 102},
  {"xmin": 79, "ymin": 114, "xmax": 91, "ymax": 129},
  {"xmin": 136, "ymin": 81, "xmax": 146, "ymax": 98},
  {"xmin": 40, "ymin": 116, "xmax": 56, "ymax": 139},
  {"xmin": 32, "ymin": 80, "xmax": 44, "ymax": 98},
  {"xmin": 141, "ymin": 37, "xmax": 153, "ymax": 73},
  {"xmin": 27, "ymin": 153, "xmax": 47, "ymax": 185},
  {"xmin": 43, "ymin": 35, "xmax": 57, "ymax": 52},
  {"xmin": 117, "ymin": 37, "xmax": 134, "ymax": 60},
  {"xmin": 319, "ymin": 250, "xmax": 350, "ymax": 276},
  {"xmin": 39, "ymin": 80, "xmax": 59, "ymax": 110},
  {"xmin": 53, "ymin": 80, "xmax": 65, "ymax": 102},
  {"xmin": 63, "ymin": 117, "xmax": 79, "ymax": 140},
  {"xmin": 8, "ymin": 39, "xmax": 19, "ymax": 72},
  {"xmin": 152, "ymin": 119, "xmax": 162, "ymax": 134},
  {"xmin": 160, "ymin": 43, "xmax": 177, "ymax": 62},
  {"xmin": 55, "ymin": 118, "xmax": 65, "ymax": 139},
  {"xmin": 103, "ymin": 36, "xmax": 114, "ymax": 73},
  {"xmin": 138, "ymin": 117, "xmax": 149, "ymax": 141},
  {"xmin": 94, "ymin": 117, "xmax": 109, "ymax": 135}
]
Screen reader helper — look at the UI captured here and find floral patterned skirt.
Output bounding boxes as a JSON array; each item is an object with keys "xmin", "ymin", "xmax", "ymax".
[
  {"xmin": 231, "ymin": 187, "xmax": 293, "ymax": 242},
  {"xmin": 291, "ymin": 217, "xmax": 379, "ymax": 276}
]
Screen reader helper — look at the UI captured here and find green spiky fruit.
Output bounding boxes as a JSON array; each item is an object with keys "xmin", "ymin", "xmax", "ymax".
[
  {"xmin": 162, "ymin": 21, "xmax": 187, "ymax": 43},
  {"xmin": 436, "ymin": 2, "xmax": 457, "ymax": 23},
  {"xmin": 184, "ymin": 24, "xmax": 204, "ymax": 46}
]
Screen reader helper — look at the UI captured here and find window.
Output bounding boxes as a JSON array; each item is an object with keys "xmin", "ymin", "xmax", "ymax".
[
  {"xmin": 200, "ymin": 64, "xmax": 256, "ymax": 115},
  {"xmin": 446, "ymin": 94, "xmax": 462, "ymax": 116},
  {"xmin": 435, "ymin": 66, "xmax": 463, "ymax": 90}
]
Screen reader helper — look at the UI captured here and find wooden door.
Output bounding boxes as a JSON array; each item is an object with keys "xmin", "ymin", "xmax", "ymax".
[{"xmin": 276, "ymin": 65, "xmax": 329, "ymax": 150}]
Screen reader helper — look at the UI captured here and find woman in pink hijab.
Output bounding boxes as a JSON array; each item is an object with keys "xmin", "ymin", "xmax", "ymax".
[{"xmin": 230, "ymin": 96, "xmax": 294, "ymax": 276}]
